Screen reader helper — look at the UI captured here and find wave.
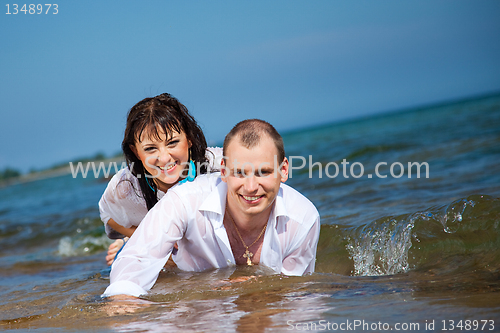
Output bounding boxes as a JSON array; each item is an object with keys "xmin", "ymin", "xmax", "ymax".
[
  {"xmin": 57, "ymin": 234, "xmax": 112, "ymax": 257},
  {"xmin": 316, "ymin": 195, "xmax": 500, "ymax": 278}
]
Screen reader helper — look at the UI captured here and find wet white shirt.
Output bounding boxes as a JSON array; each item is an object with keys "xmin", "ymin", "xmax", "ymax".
[
  {"xmin": 98, "ymin": 147, "xmax": 223, "ymax": 238},
  {"xmin": 102, "ymin": 174, "xmax": 320, "ymax": 297}
]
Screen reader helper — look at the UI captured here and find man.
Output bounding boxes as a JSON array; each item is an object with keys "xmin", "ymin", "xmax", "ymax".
[{"xmin": 103, "ymin": 119, "xmax": 320, "ymax": 297}]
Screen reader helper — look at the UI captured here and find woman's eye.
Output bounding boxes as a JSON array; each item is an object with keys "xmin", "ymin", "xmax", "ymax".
[
  {"xmin": 144, "ymin": 147, "xmax": 156, "ymax": 152},
  {"xmin": 167, "ymin": 140, "xmax": 179, "ymax": 147}
]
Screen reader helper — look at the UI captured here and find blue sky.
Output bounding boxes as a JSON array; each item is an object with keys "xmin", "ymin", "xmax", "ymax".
[{"xmin": 1, "ymin": 1, "xmax": 499, "ymax": 173}]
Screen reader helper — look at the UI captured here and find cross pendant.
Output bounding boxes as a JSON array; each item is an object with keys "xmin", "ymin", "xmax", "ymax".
[{"xmin": 243, "ymin": 249, "xmax": 254, "ymax": 266}]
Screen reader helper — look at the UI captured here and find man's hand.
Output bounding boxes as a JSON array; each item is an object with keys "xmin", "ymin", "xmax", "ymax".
[{"xmin": 102, "ymin": 295, "xmax": 153, "ymax": 316}]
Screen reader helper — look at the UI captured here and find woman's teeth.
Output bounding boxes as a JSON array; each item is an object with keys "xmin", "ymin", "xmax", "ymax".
[{"xmin": 160, "ymin": 162, "xmax": 176, "ymax": 171}]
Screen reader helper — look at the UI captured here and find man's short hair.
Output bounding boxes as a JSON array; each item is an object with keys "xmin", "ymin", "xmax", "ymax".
[{"xmin": 223, "ymin": 119, "xmax": 285, "ymax": 163}]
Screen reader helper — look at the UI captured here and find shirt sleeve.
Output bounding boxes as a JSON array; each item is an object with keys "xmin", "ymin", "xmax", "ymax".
[
  {"xmin": 206, "ymin": 147, "xmax": 223, "ymax": 172},
  {"xmin": 102, "ymin": 191, "xmax": 187, "ymax": 297},
  {"xmin": 98, "ymin": 169, "xmax": 149, "ymax": 238},
  {"xmin": 281, "ymin": 215, "xmax": 320, "ymax": 276}
]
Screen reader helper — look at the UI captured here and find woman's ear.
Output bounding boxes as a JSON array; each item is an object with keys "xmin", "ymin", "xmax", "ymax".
[{"xmin": 130, "ymin": 144, "xmax": 138, "ymax": 158}]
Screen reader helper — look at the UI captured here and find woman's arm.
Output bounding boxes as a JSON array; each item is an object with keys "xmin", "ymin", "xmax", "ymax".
[
  {"xmin": 106, "ymin": 218, "xmax": 137, "ymax": 238},
  {"xmin": 105, "ymin": 218, "xmax": 137, "ymax": 266},
  {"xmin": 99, "ymin": 168, "xmax": 148, "ymax": 239}
]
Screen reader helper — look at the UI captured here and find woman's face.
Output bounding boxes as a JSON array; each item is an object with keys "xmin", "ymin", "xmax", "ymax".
[{"xmin": 131, "ymin": 127, "xmax": 192, "ymax": 192}]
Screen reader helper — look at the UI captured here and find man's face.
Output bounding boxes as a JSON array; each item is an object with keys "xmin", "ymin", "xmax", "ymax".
[{"xmin": 222, "ymin": 135, "xmax": 289, "ymax": 219}]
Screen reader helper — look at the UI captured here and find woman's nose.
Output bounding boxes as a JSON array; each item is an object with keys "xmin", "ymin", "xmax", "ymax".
[{"xmin": 156, "ymin": 148, "xmax": 171, "ymax": 165}]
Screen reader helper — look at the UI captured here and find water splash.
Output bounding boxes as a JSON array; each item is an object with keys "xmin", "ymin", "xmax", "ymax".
[
  {"xmin": 440, "ymin": 198, "xmax": 475, "ymax": 233},
  {"xmin": 347, "ymin": 213, "xmax": 424, "ymax": 276},
  {"xmin": 345, "ymin": 195, "xmax": 500, "ymax": 277},
  {"xmin": 57, "ymin": 234, "xmax": 111, "ymax": 257}
]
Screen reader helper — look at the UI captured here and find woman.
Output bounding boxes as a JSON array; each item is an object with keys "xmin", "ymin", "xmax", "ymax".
[{"xmin": 99, "ymin": 93, "xmax": 222, "ymax": 265}]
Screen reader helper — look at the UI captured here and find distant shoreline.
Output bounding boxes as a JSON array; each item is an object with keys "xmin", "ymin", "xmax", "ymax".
[{"xmin": 0, "ymin": 156, "xmax": 125, "ymax": 188}]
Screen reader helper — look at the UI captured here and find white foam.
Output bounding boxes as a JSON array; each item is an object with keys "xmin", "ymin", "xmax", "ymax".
[{"xmin": 57, "ymin": 234, "xmax": 112, "ymax": 257}]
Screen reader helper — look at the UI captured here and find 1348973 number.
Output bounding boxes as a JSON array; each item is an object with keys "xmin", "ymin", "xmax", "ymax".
[
  {"xmin": 441, "ymin": 320, "xmax": 495, "ymax": 331},
  {"xmin": 6, "ymin": 4, "xmax": 58, "ymax": 14}
]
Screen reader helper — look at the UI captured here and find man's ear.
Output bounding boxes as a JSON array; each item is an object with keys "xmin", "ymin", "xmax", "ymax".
[
  {"xmin": 220, "ymin": 159, "xmax": 227, "ymax": 183},
  {"xmin": 280, "ymin": 157, "xmax": 289, "ymax": 183}
]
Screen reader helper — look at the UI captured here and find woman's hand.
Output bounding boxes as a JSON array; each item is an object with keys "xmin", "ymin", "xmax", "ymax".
[
  {"xmin": 106, "ymin": 238, "xmax": 128, "ymax": 266},
  {"xmin": 105, "ymin": 218, "xmax": 137, "ymax": 265}
]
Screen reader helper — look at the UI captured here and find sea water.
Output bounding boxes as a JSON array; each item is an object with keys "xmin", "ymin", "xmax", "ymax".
[{"xmin": 1, "ymin": 93, "xmax": 499, "ymax": 332}]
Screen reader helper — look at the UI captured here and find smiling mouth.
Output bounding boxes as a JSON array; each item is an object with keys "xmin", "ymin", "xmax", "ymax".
[
  {"xmin": 160, "ymin": 162, "xmax": 177, "ymax": 172},
  {"xmin": 241, "ymin": 195, "xmax": 264, "ymax": 203}
]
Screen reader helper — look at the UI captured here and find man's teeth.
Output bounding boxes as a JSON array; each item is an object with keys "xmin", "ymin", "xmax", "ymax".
[{"xmin": 243, "ymin": 195, "xmax": 261, "ymax": 201}]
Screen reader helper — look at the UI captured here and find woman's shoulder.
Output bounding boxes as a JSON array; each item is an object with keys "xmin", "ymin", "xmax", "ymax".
[
  {"xmin": 205, "ymin": 147, "xmax": 223, "ymax": 171},
  {"xmin": 206, "ymin": 146, "xmax": 223, "ymax": 155},
  {"xmin": 107, "ymin": 167, "xmax": 136, "ymax": 185},
  {"xmin": 106, "ymin": 167, "xmax": 143, "ymax": 200}
]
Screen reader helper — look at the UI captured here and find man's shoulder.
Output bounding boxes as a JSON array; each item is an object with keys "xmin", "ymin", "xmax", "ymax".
[
  {"xmin": 279, "ymin": 183, "xmax": 319, "ymax": 222},
  {"xmin": 170, "ymin": 172, "xmax": 222, "ymax": 196},
  {"xmin": 155, "ymin": 173, "xmax": 222, "ymax": 215}
]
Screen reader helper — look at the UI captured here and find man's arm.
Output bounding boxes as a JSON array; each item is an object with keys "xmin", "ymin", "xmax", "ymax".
[
  {"xmin": 102, "ymin": 192, "xmax": 187, "ymax": 298},
  {"xmin": 281, "ymin": 215, "xmax": 320, "ymax": 275}
]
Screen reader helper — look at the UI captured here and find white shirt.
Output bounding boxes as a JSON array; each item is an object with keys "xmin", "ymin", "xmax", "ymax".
[
  {"xmin": 98, "ymin": 147, "xmax": 223, "ymax": 238},
  {"xmin": 103, "ymin": 174, "xmax": 320, "ymax": 297}
]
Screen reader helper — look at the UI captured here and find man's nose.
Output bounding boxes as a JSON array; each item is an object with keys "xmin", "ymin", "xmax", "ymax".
[{"xmin": 243, "ymin": 174, "xmax": 259, "ymax": 193}]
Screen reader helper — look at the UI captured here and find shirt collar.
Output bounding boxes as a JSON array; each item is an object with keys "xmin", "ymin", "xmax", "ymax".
[
  {"xmin": 273, "ymin": 186, "xmax": 288, "ymax": 220},
  {"xmin": 199, "ymin": 177, "xmax": 227, "ymax": 216},
  {"xmin": 198, "ymin": 179, "xmax": 290, "ymax": 227}
]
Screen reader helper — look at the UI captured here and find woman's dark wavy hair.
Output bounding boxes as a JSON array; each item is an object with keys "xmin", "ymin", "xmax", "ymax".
[{"xmin": 122, "ymin": 93, "xmax": 208, "ymax": 210}]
